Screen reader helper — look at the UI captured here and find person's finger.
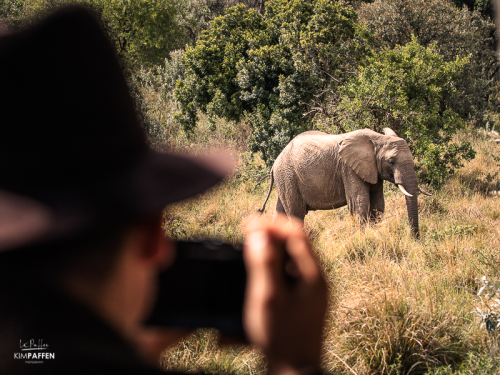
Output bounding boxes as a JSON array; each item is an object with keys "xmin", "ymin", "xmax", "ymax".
[
  {"xmin": 243, "ymin": 230, "xmax": 274, "ymax": 345},
  {"xmin": 285, "ymin": 234, "xmax": 321, "ymax": 285},
  {"xmin": 245, "ymin": 230, "xmax": 285, "ymax": 291},
  {"xmin": 245, "ymin": 214, "xmax": 314, "ymax": 286},
  {"xmin": 243, "ymin": 213, "xmax": 291, "ymax": 236}
]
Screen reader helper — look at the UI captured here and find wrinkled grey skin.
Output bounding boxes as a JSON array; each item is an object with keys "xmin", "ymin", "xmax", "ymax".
[{"xmin": 258, "ymin": 128, "xmax": 422, "ymax": 236}]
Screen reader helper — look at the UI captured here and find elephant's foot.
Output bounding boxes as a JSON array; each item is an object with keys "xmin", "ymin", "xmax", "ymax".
[{"xmin": 369, "ymin": 209, "xmax": 383, "ymax": 222}]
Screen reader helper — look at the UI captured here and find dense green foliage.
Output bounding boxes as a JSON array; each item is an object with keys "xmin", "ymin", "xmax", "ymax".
[
  {"xmin": 2, "ymin": 0, "xmax": 499, "ymax": 186},
  {"xmin": 337, "ymin": 38, "xmax": 476, "ymax": 187},
  {"xmin": 2, "ymin": 0, "xmax": 188, "ymax": 70},
  {"xmin": 359, "ymin": 0, "xmax": 499, "ymax": 124},
  {"xmin": 0, "ymin": 0, "xmax": 23, "ymax": 28},
  {"xmin": 173, "ymin": 0, "xmax": 267, "ymax": 46},
  {"xmin": 175, "ymin": 0, "xmax": 370, "ymax": 165},
  {"xmin": 87, "ymin": 0, "xmax": 187, "ymax": 69},
  {"xmin": 130, "ymin": 50, "xmax": 186, "ymax": 146},
  {"xmin": 452, "ymin": 0, "xmax": 494, "ymax": 19},
  {"xmin": 175, "ymin": 0, "xmax": 490, "ymax": 185}
]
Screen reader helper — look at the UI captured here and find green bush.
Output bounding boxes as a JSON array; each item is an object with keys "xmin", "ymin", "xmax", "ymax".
[
  {"xmin": 9, "ymin": 0, "xmax": 188, "ymax": 70},
  {"xmin": 178, "ymin": 0, "xmax": 268, "ymax": 45},
  {"xmin": 129, "ymin": 50, "xmax": 185, "ymax": 147},
  {"xmin": 175, "ymin": 0, "xmax": 370, "ymax": 166},
  {"xmin": 336, "ymin": 37, "xmax": 476, "ymax": 187},
  {"xmin": 88, "ymin": 0, "xmax": 187, "ymax": 69},
  {"xmin": 0, "ymin": 0, "xmax": 24, "ymax": 28},
  {"xmin": 452, "ymin": 0, "xmax": 494, "ymax": 19},
  {"xmin": 359, "ymin": 0, "xmax": 499, "ymax": 126}
]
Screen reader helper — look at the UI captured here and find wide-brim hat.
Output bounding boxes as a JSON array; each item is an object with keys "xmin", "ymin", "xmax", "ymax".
[{"xmin": 0, "ymin": 6, "xmax": 233, "ymax": 251}]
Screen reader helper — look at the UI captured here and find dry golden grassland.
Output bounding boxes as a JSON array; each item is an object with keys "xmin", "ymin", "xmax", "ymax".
[{"xmin": 159, "ymin": 129, "xmax": 500, "ymax": 374}]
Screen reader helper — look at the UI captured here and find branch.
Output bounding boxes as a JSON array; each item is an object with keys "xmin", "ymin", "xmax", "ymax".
[{"xmin": 364, "ymin": 81, "xmax": 384, "ymax": 107}]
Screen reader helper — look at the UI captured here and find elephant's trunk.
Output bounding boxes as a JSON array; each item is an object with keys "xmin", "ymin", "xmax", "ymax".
[
  {"xmin": 395, "ymin": 161, "xmax": 419, "ymax": 238},
  {"xmin": 405, "ymin": 194, "xmax": 419, "ymax": 238}
]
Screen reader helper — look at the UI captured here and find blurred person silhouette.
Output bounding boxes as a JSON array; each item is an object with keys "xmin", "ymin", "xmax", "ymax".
[{"xmin": 0, "ymin": 6, "xmax": 327, "ymax": 375}]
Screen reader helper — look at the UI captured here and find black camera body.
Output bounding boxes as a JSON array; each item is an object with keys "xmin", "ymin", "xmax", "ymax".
[{"xmin": 146, "ymin": 240, "xmax": 246, "ymax": 337}]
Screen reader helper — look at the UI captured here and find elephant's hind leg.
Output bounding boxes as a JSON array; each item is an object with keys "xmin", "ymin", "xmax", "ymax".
[
  {"xmin": 273, "ymin": 166, "xmax": 307, "ymax": 221},
  {"xmin": 273, "ymin": 195, "xmax": 307, "ymax": 222},
  {"xmin": 284, "ymin": 196, "xmax": 307, "ymax": 221},
  {"xmin": 273, "ymin": 196, "xmax": 286, "ymax": 221}
]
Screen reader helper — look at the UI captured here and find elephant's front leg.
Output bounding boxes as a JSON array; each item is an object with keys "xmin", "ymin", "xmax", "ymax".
[
  {"xmin": 369, "ymin": 180, "xmax": 385, "ymax": 221},
  {"xmin": 343, "ymin": 168, "xmax": 371, "ymax": 223}
]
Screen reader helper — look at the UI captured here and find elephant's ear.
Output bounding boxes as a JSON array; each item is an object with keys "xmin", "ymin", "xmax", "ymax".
[
  {"xmin": 383, "ymin": 128, "xmax": 398, "ymax": 137},
  {"xmin": 339, "ymin": 132, "xmax": 378, "ymax": 184}
]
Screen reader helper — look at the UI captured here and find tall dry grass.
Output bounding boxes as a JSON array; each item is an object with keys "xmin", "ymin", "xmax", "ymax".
[{"xmin": 159, "ymin": 129, "xmax": 500, "ymax": 374}]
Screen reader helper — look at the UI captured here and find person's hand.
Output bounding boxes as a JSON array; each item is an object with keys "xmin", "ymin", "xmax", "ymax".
[{"xmin": 243, "ymin": 215, "xmax": 328, "ymax": 375}]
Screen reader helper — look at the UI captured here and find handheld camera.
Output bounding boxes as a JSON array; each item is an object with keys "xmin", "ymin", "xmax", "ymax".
[{"xmin": 146, "ymin": 240, "xmax": 246, "ymax": 337}]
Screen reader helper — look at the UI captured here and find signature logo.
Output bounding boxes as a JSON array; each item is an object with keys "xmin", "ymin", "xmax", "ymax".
[
  {"xmin": 19, "ymin": 339, "xmax": 49, "ymax": 351},
  {"xmin": 14, "ymin": 339, "xmax": 55, "ymax": 363}
]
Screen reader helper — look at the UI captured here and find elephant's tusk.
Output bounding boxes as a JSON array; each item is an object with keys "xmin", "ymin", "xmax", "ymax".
[
  {"xmin": 418, "ymin": 185, "xmax": 433, "ymax": 196},
  {"xmin": 398, "ymin": 184, "xmax": 413, "ymax": 197}
]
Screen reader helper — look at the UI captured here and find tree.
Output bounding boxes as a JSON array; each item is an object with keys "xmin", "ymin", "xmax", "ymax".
[
  {"xmin": 175, "ymin": 0, "xmax": 370, "ymax": 165},
  {"xmin": 336, "ymin": 38, "xmax": 475, "ymax": 187},
  {"xmin": 452, "ymin": 0, "xmax": 494, "ymax": 19},
  {"xmin": 178, "ymin": 0, "xmax": 268, "ymax": 46},
  {"xmin": 88, "ymin": 0, "xmax": 187, "ymax": 69},
  {"xmin": 0, "ymin": 0, "xmax": 24, "ymax": 29},
  {"xmin": 10, "ymin": 0, "xmax": 187, "ymax": 70},
  {"xmin": 358, "ymin": 0, "xmax": 499, "ymax": 125}
]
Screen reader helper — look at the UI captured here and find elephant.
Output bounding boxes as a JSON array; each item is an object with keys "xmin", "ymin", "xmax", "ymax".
[{"xmin": 257, "ymin": 128, "xmax": 432, "ymax": 237}]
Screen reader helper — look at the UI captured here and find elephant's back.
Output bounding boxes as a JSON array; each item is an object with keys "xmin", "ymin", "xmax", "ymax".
[
  {"xmin": 281, "ymin": 131, "xmax": 341, "ymax": 156},
  {"xmin": 295, "ymin": 130, "xmax": 328, "ymax": 137},
  {"xmin": 274, "ymin": 131, "xmax": 328, "ymax": 178}
]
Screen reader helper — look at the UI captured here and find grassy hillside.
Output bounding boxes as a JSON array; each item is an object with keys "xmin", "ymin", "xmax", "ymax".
[{"xmin": 158, "ymin": 125, "xmax": 500, "ymax": 374}]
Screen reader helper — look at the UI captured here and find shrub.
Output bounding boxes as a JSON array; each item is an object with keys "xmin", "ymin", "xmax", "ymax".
[
  {"xmin": 0, "ymin": 0, "xmax": 24, "ymax": 28},
  {"xmin": 129, "ymin": 50, "xmax": 186, "ymax": 147},
  {"xmin": 331, "ymin": 287, "xmax": 476, "ymax": 374},
  {"xmin": 10, "ymin": 0, "xmax": 188, "ymax": 70},
  {"xmin": 178, "ymin": 0, "xmax": 269, "ymax": 45},
  {"xmin": 336, "ymin": 38, "xmax": 476, "ymax": 187},
  {"xmin": 88, "ymin": 0, "xmax": 187, "ymax": 69},
  {"xmin": 452, "ymin": 0, "xmax": 494, "ymax": 19},
  {"xmin": 175, "ymin": 0, "xmax": 370, "ymax": 166},
  {"xmin": 359, "ymin": 0, "xmax": 499, "ymax": 126}
]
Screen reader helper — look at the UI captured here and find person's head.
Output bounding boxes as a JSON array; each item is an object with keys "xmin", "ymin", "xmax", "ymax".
[
  {"xmin": 0, "ymin": 214, "xmax": 173, "ymax": 336},
  {"xmin": 0, "ymin": 6, "xmax": 231, "ymax": 337}
]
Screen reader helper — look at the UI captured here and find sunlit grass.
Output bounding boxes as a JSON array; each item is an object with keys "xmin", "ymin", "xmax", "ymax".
[
  {"xmin": 161, "ymin": 330, "xmax": 265, "ymax": 374},
  {"xmin": 160, "ymin": 129, "xmax": 500, "ymax": 374}
]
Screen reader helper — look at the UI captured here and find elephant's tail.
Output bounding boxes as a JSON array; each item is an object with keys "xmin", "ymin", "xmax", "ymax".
[{"xmin": 257, "ymin": 169, "xmax": 274, "ymax": 215}]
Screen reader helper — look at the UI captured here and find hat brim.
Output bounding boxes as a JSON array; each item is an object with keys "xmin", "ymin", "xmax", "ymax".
[
  {"xmin": 122, "ymin": 149, "xmax": 235, "ymax": 216},
  {"xmin": 0, "ymin": 150, "xmax": 234, "ymax": 252}
]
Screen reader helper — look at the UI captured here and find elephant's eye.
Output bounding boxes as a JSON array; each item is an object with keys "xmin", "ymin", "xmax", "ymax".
[{"xmin": 387, "ymin": 158, "xmax": 395, "ymax": 166}]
